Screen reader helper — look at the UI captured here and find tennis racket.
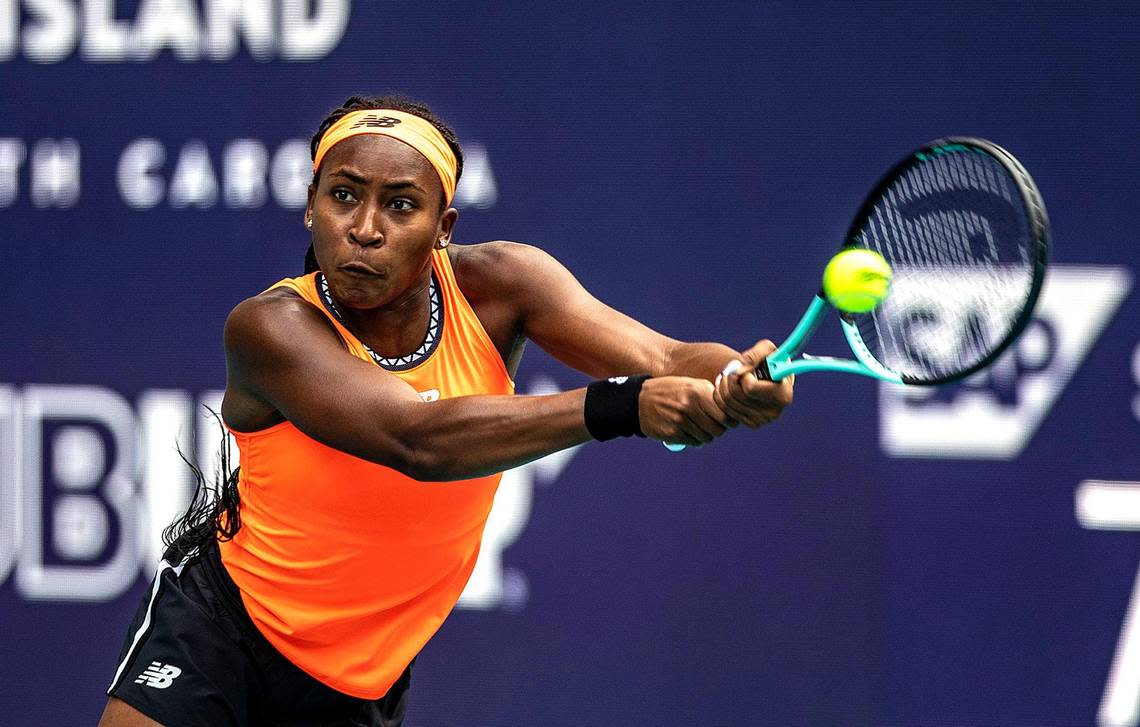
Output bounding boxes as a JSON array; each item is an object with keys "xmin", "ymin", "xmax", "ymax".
[{"xmin": 666, "ymin": 137, "xmax": 1050, "ymax": 451}]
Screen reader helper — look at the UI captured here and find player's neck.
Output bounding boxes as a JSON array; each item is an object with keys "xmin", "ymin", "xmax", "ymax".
[
  {"xmin": 318, "ymin": 269, "xmax": 435, "ymax": 361},
  {"xmin": 348, "ymin": 283, "xmax": 432, "ymax": 358}
]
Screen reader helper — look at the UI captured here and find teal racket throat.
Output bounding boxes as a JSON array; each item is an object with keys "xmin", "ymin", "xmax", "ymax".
[{"xmin": 758, "ymin": 296, "xmax": 902, "ymax": 383}]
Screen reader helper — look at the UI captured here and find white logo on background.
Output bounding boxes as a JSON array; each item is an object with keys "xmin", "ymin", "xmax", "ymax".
[
  {"xmin": 880, "ymin": 265, "xmax": 1131, "ymax": 459},
  {"xmin": 1076, "ymin": 480, "xmax": 1140, "ymax": 727},
  {"xmin": 135, "ymin": 661, "xmax": 182, "ymax": 689},
  {"xmin": 452, "ymin": 145, "xmax": 498, "ymax": 209},
  {"xmin": 0, "ymin": 1, "xmax": 352, "ymax": 63}
]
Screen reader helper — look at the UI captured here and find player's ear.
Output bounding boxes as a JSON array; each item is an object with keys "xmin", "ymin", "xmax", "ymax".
[
  {"xmin": 304, "ymin": 184, "xmax": 316, "ymax": 228},
  {"xmin": 437, "ymin": 206, "xmax": 459, "ymax": 244}
]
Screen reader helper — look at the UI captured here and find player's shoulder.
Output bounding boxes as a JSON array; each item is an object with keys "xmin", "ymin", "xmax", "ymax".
[
  {"xmin": 224, "ymin": 286, "xmax": 336, "ymax": 358},
  {"xmin": 227, "ymin": 286, "xmax": 313, "ymax": 330},
  {"xmin": 450, "ymin": 240, "xmax": 563, "ymax": 302},
  {"xmin": 450, "ymin": 239, "xmax": 550, "ymax": 278}
]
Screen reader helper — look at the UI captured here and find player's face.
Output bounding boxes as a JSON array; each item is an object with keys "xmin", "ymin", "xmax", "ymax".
[{"xmin": 307, "ymin": 134, "xmax": 456, "ymax": 310}]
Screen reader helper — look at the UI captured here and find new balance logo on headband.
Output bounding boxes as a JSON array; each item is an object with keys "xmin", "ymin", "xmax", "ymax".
[
  {"xmin": 135, "ymin": 661, "xmax": 182, "ymax": 689},
  {"xmin": 350, "ymin": 115, "xmax": 402, "ymax": 129}
]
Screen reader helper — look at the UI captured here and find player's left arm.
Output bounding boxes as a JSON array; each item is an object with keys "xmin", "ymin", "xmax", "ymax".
[{"xmin": 456, "ymin": 241, "xmax": 792, "ymax": 427}]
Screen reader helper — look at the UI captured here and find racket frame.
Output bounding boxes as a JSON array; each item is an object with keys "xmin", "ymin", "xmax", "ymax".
[
  {"xmin": 758, "ymin": 137, "xmax": 1050, "ymax": 385},
  {"xmin": 841, "ymin": 136, "xmax": 1051, "ymax": 385}
]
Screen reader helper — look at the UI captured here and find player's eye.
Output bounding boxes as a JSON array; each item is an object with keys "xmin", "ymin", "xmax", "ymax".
[
  {"xmin": 332, "ymin": 188, "xmax": 356, "ymax": 203},
  {"xmin": 389, "ymin": 198, "xmax": 415, "ymax": 211}
]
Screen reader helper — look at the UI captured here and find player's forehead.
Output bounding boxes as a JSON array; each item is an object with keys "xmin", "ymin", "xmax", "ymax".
[{"xmin": 319, "ymin": 134, "xmax": 439, "ymax": 193}]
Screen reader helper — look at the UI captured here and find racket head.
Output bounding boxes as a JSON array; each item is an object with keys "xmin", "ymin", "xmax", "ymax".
[{"xmin": 840, "ymin": 137, "xmax": 1050, "ymax": 385}]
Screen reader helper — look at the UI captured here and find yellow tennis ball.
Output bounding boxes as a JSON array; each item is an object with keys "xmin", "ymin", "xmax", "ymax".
[{"xmin": 822, "ymin": 248, "xmax": 893, "ymax": 313}]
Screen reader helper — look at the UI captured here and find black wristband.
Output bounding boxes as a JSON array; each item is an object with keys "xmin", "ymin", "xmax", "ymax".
[{"xmin": 584, "ymin": 375, "xmax": 650, "ymax": 441}]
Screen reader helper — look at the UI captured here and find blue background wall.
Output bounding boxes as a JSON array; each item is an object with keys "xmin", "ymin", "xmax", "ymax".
[{"xmin": 2, "ymin": 2, "xmax": 1139, "ymax": 725}]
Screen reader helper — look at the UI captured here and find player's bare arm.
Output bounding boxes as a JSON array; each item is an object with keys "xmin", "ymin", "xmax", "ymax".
[
  {"xmin": 222, "ymin": 286, "xmax": 729, "ymax": 479},
  {"xmin": 451, "ymin": 240, "xmax": 794, "ymax": 431}
]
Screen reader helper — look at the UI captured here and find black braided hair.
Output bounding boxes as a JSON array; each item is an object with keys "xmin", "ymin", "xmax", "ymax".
[
  {"xmin": 160, "ymin": 410, "xmax": 240, "ymax": 562},
  {"xmin": 304, "ymin": 95, "xmax": 464, "ymax": 274}
]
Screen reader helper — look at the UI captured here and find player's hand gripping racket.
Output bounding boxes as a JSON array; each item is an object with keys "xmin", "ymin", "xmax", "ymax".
[{"xmin": 666, "ymin": 137, "xmax": 1050, "ymax": 451}]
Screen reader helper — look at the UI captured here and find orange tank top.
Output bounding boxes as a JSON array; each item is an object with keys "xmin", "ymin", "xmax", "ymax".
[{"xmin": 219, "ymin": 248, "xmax": 513, "ymax": 699}]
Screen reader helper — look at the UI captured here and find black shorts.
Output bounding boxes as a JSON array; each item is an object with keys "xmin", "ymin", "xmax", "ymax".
[{"xmin": 107, "ymin": 540, "xmax": 412, "ymax": 727}]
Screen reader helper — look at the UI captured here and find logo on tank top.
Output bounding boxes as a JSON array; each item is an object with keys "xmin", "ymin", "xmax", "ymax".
[
  {"xmin": 418, "ymin": 389, "xmax": 440, "ymax": 402},
  {"xmin": 135, "ymin": 661, "xmax": 182, "ymax": 689}
]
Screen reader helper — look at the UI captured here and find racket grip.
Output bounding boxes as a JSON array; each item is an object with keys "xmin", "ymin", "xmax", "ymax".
[
  {"xmin": 755, "ymin": 358, "xmax": 773, "ymax": 380},
  {"xmin": 663, "ymin": 442, "xmax": 687, "ymax": 452}
]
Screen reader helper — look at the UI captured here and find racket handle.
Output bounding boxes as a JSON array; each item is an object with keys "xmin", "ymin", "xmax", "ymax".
[
  {"xmin": 755, "ymin": 358, "xmax": 773, "ymax": 380},
  {"xmin": 664, "ymin": 442, "xmax": 687, "ymax": 452}
]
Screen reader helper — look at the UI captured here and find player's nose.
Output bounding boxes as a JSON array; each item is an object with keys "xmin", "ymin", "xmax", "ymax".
[{"xmin": 348, "ymin": 202, "xmax": 384, "ymax": 246}]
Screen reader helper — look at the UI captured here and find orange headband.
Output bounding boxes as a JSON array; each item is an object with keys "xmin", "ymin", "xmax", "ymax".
[{"xmin": 312, "ymin": 109, "xmax": 458, "ymax": 205}]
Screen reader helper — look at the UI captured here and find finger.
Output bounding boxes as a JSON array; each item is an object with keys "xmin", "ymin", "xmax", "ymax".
[
  {"xmin": 736, "ymin": 374, "xmax": 773, "ymax": 400},
  {"xmin": 672, "ymin": 431, "xmax": 704, "ymax": 447},
  {"xmin": 780, "ymin": 376, "xmax": 795, "ymax": 403},
  {"xmin": 727, "ymin": 368, "xmax": 772, "ymax": 410},
  {"xmin": 758, "ymin": 375, "xmax": 794, "ymax": 410},
  {"xmin": 713, "ymin": 380, "xmax": 759, "ymax": 422},
  {"xmin": 691, "ymin": 397, "xmax": 729, "ymax": 437},
  {"xmin": 695, "ymin": 383, "xmax": 731, "ymax": 428},
  {"xmin": 738, "ymin": 340, "xmax": 777, "ymax": 369},
  {"xmin": 719, "ymin": 364, "xmax": 786, "ymax": 426},
  {"xmin": 711, "ymin": 385, "xmax": 741, "ymax": 427},
  {"xmin": 739, "ymin": 372, "xmax": 790, "ymax": 404},
  {"xmin": 720, "ymin": 399, "xmax": 773, "ymax": 428},
  {"xmin": 715, "ymin": 367, "xmax": 734, "ymax": 401},
  {"xmin": 687, "ymin": 406, "xmax": 728, "ymax": 442},
  {"xmin": 721, "ymin": 362, "xmax": 749, "ymax": 399},
  {"xmin": 654, "ymin": 417, "xmax": 702, "ymax": 447},
  {"xmin": 675, "ymin": 414, "xmax": 713, "ymax": 446},
  {"xmin": 720, "ymin": 360, "xmax": 745, "ymax": 379},
  {"xmin": 723, "ymin": 382, "xmax": 781, "ymax": 426},
  {"xmin": 716, "ymin": 360, "xmax": 746, "ymax": 393}
]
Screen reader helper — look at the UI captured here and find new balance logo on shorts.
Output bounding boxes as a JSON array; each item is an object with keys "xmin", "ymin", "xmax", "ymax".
[{"xmin": 135, "ymin": 661, "xmax": 182, "ymax": 689}]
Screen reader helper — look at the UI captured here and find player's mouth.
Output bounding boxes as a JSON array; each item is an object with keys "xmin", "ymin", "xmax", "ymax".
[{"xmin": 338, "ymin": 261, "xmax": 385, "ymax": 278}]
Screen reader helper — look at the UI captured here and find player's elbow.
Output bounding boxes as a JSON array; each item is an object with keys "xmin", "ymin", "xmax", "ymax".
[
  {"xmin": 397, "ymin": 451, "xmax": 471, "ymax": 483},
  {"xmin": 383, "ymin": 434, "xmax": 461, "ymax": 482},
  {"xmin": 395, "ymin": 447, "xmax": 443, "ymax": 482},
  {"xmin": 373, "ymin": 406, "xmax": 471, "ymax": 482}
]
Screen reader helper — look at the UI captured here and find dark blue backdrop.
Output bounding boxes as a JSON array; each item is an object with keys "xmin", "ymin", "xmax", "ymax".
[{"xmin": 2, "ymin": 3, "xmax": 1138, "ymax": 725}]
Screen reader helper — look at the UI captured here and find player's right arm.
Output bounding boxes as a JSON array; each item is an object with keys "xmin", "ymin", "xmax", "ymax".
[{"xmin": 222, "ymin": 291, "xmax": 728, "ymax": 481}]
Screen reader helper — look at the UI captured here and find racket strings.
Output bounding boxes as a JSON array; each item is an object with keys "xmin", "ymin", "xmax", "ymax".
[{"xmin": 854, "ymin": 148, "xmax": 1035, "ymax": 382}]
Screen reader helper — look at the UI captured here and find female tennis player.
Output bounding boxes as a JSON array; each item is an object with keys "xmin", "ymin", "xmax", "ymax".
[{"xmin": 98, "ymin": 95, "xmax": 793, "ymax": 727}]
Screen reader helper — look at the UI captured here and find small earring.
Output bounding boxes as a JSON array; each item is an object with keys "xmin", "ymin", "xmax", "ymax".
[
  {"xmin": 437, "ymin": 238, "xmax": 449, "ymax": 248},
  {"xmin": 305, "ymin": 218, "xmax": 313, "ymax": 229}
]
